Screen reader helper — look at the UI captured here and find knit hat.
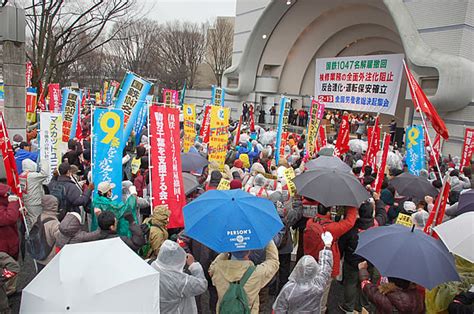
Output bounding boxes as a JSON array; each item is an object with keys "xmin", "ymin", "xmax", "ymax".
[
  {"xmin": 359, "ymin": 202, "xmax": 374, "ymax": 219},
  {"xmin": 233, "ymin": 159, "xmax": 243, "ymax": 168},
  {"xmin": 230, "ymin": 179, "xmax": 242, "ymax": 190},
  {"xmin": 403, "ymin": 201, "xmax": 416, "ymax": 213}
]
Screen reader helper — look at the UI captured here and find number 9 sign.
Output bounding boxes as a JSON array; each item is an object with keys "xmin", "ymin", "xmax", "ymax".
[{"xmin": 100, "ymin": 111, "xmax": 121, "ymax": 144}]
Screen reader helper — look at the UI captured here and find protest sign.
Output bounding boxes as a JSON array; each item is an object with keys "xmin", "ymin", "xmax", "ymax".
[
  {"xmin": 163, "ymin": 89, "xmax": 179, "ymax": 106},
  {"xmin": 48, "ymin": 84, "xmax": 61, "ymax": 113},
  {"xmin": 183, "ymin": 104, "xmax": 197, "ymax": 152},
  {"xmin": 396, "ymin": 213, "xmax": 412, "ymax": 228},
  {"xmin": 92, "ymin": 108, "xmax": 124, "ymax": 201},
  {"xmin": 211, "ymin": 85, "xmax": 225, "ymax": 107},
  {"xmin": 460, "ymin": 128, "xmax": 474, "ymax": 171},
  {"xmin": 275, "ymin": 97, "xmax": 291, "ymax": 165},
  {"xmin": 61, "ymin": 89, "xmax": 79, "ymax": 143},
  {"xmin": 39, "ymin": 112, "xmax": 63, "ymax": 183},
  {"xmin": 406, "ymin": 125, "xmax": 425, "ymax": 175},
  {"xmin": 315, "ymin": 54, "xmax": 403, "ymax": 115},
  {"xmin": 149, "ymin": 105, "xmax": 185, "ymax": 228},
  {"xmin": 217, "ymin": 178, "xmax": 230, "ymax": 190},
  {"xmin": 208, "ymin": 106, "xmax": 230, "ymax": 171},
  {"xmin": 284, "ymin": 167, "xmax": 297, "ymax": 196}
]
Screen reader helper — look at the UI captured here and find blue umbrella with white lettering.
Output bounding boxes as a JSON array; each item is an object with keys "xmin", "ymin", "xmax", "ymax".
[{"xmin": 183, "ymin": 190, "xmax": 283, "ymax": 253}]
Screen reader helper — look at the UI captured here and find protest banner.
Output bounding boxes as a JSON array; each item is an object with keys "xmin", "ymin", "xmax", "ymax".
[
  {"xmin": 163, "ymin": 89, "xmax": 179, "ymax": 106},
  {"xmin": 396, "ymin": 213, "xmax": 412, "ymax": 228},
  {"xmin": 179, "ymin": 81, "xmax": 186, "ymax": 106},
  {"xmin": 25, "ymin": 61, "xmax": 33, "ymax": 88},
  {"xmin": 424, "ymin": 177, "xmax": 451, "ymax": 238},
  {"xmin": 0, "ymin": 82, "xmax": 3, "ymax": 108},
  {"xmin": 109, "ymin": 80, "xmax": 121, "ymax": 99},
  {"xmin": 92, "ymin": 108, "xmax": 124, "ymax": 201},
  {"xmin": 217, "ymin": 178, "xmax": 230, "ymax": 190},
  {"xmin": 315, "ymin": 54, "xmax": 403, "ymax": 115},
  {"xmin": 234, "ymin": 115, "xmax": 243, "ymax": 145},
  {"xmin": 61, "ymin": 89, "xmax": 79, "ymax": 143},
  {"xmin": 200, "ymin": 105, "xmax": 211, "ymax": 143},
  {"xmin": 149, "ymin": 105, "xmax": 185, "ymax": 228},
  {"xmin": 334, "ymin": 115, "xmax": 350, "ymax": 157},
  {"xmin": 26, "ymin": 87, "xmax": 38, "ymax": 124},
  {"xmin": 115, "ymin": 72, "xmax": 152, "ymax": 143},
  {"xmin": 95, "ymin": 92, "xmax": 101, "ymax": 105},
  {"xmin": 211, "ymin": 85, "xmax": 225, "ymax": 107},
  {"xmin": 460, "ymin": 128, "xmax": 474, "ymax": 171},
  {"xmin": 48, "ymin": 84, "xmax": 61, "ymax": 113},
  {"xmin": 406, "ymin": 125, "xmax": 425, "ymax": 176},
  {"xmin": 133, "ymin": 95, "xmax": 151, "ymax": 145},
  {"xmin": 102, "ymin": 81, "xmax": 109, "ymax": 104},
  {"xmin": 37, "ymin": 83, "xmax": 46, "ymax": 111},
  {"xmin": 0, "ymin": 112, "xmax": 22, "ymax": 196},
  {"xmin": 208, "ymin": 106, "xmax": 230, "ymax": 171},
  {"xmin": 374, "ymin": 133, "xmax": 391, "ymax": 193},
  {"xmin": 429, "ymin": 134, "xmax": 441, "ymax": 169},
  {"xmin": 284, "ymin": 167, "xmax": 297, "ymax": 196},
  {"xmin": 364, "ymin": 116, "xmax": 381, "ymax": 170},
  {"xmin": 249, "ymin": 104, "xmax": 255, "ymax": 132},
  {"xmin": 183, "ymin": 104, "xmax": 197, "ymax": 152},
  {"xmin": 275, "ymin": 97, "xmax": 291, "ymax": 165},
  {"xmin": 306, "ymin": 100, "xmax": 325, "ymax": 158},
  {"xmin": 39, "ymin": 112, "xmax": 63, "ymax": 183},
  {"xmin": 317, "ymin": 125, "xmax": 327, "ymax": 152}
]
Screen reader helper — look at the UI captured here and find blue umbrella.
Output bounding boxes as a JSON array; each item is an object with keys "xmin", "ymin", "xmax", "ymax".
[
  {"xmin": 355, "ymin": 224, "xmax": 460, "ymax": 289},
  {"xmin": 183, "ymin": 190, "xmax": 283, "ymax": 253}
]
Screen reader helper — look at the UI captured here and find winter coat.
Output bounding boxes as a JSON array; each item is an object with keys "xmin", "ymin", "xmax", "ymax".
[
  {"xmin": 152, "ymin": 240, "xmax": 208, "ymax": 314},
  {"xmin": 15, "ymin": 149, "xmax": 39, "ymax": 174},
  {"xmin": 143, "ymin": 206, "xmax": 170, "ymax": 259},
  {"xmin": 55, "ymin": 212, "xmax": 100, "ymax": 248},
  {"xmin": 91, "ymin": 194, "xmax": 137, "ymax": 237},
  {"xmin": 20, "ymin": 159, "xmax": 48, "ymax": 208},
  {"xmin": 360, "ymin": 268, "xmax": 424, "ymax": 313},
  {"xmin": 180, "ymin": 234, "xmax": 218, "ymax": 279},
  {"xmin": 93, "ymin": 223, "xmax": 145, "ymax": 252},
  {"xmin": 133, "ymin": 170, "xmax": 148, "ymax": 198},
  {"xmin": 450, "ymin": 176, "xmax": 471, "ymax": 192},
  {"xmin": 0, "ymin": 252, "xmax": 20, "ymax": 312},
  {"xmin": 37, "ymin": 195, "xmax": 60, "ymax": 265},
  {"xmin": 209, "ymin": 241, "xmax": 280, "ymax": 314},
  {"xmin": 0, "ymin": 184, "xmax": 21, "ymax": 259},
  {"xmin": 273, "ymin": 250, "xmax": 333, "ymax": 313},
  {"xmin": 48, "ymin": 175, "xmax": 92, "ymax": 214}
]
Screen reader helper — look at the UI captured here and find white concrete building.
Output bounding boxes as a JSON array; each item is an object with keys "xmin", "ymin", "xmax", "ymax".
[{"xmin": 185, "ymin": 0, "xmax": 474, "ymax": 155}]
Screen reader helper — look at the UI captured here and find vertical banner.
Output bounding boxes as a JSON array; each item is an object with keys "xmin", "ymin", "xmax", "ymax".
[
  {"xmin": 460, "ymin": 128, "xmax": 474, "ymax": 171},
  {"xmin": 25, "ymin": 61, "xmax": 33, "ymax": 88},
  {"xmin": 315, "ymin": 125, "xmax": 327, "ymax": 153},
  {"xmin": 149, "ymin": 106, "xmax": 185, "ymax": 228},
  {"xmin": 26, "ymin": 87, "xmax": 38, "ymax": 124},
  {"xmin": 211, "ymin": 85, "xmax": 225, "ymax": 107},
  {"xmin": 163, "ymin": 89, "xmax": 179, "ymax": 106},
  {"xmin": 39, "ymin": 112, "xmax": 63, "ymax": 183},
  {"xmin": 208, "ymin": 105, "xmax": 230, "ymax": 170},
  {"xmin": 48, "ymin": 84, "xmax": 61, "ymax": 113},
  {"xmin": 429, "ymin": 134, "xmax": 441, "ymax": 169},
  {"xmin": 0, "ymin": 113, "xmax": 22, "ymax": 196},
  {"xmin": 115, "ymin": 72, "xmax": 152, "ymax": 143},
  {"xmin": 95, "ymin": 92, "xmax": 102, "ymax": 106},
  {"xmin": 200, "ymin": 105, "xmax": 211, "ymax": 143},
  {"xmin": 306, "ymin": 100, "xmax": 319, "ymax": 158},
  {"xmin": 183, "ymin": 104, "xmax": 197, "ymax": 152},
  {"xmin": 424, "ymin": 178, "xmax": 451, "ymax": 237},
  {"xmin": 406, "ymin": 125, "xmax": 425, "ymax": 176},
  {"xmin": 364, "ymin": 116, "xmax": 381, "ymax": 170},
  {"xmin": 102, "ymin": 81, "xmax": 109, "ymax": 104},
  {"xmin": 334, "ymin": 115, "xmax": 350, "ymax": 157},
  {"xmin": 0, "ymin": 82, "xmax": 4, "ymax": 109},
  {"xmin": 133, "ymin": 95, "xmax": 151, "ymax": 145},
  {"xmin": 374, "ymin": 133, "xmax": 391, "ymax": 193},
  {"xmin": 275, "ymin": 97, "xmax": 291, "ymax": 165},
  {"xmin": 61, "ymin": 89, "xmax": 79, "ymax": 143},
  {"xmin": 234, "ymin": 115, "xmax": 243, "ymax": 145},
  {"xmin": 110, "ymin": 80, "xmax": 121, "ymax": 99},
  {"xmin": 92, "ymin": 108, "xmax": 124, "ymax": 200},
  {"xmin": 179, "ymin": 81, "xmax": 187, "ymax": 106}
]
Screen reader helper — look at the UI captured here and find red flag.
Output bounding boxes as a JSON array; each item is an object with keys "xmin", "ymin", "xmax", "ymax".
[
  {"xmin": 403, "ymin": 61, "xmax": 449, "ymax": 140},
  {"xmin": 25, "ymin": 61, "xmax": 33, "ymax": 88},
  {"xmin": 234, "ymin": 115, "xmax": 242, "ymax": 145},
  {"xmin": 364, "ymin": 116, "xmax": 381, "ymax": 170},
  {"xmin": 424, "ymin": 179, "xmax": 451, "ymax": 238},
  {"xmin": 48, "ymin": 83, "xmax": 61, "ymax": 113},
  {"xmin": 249, "ymin": 105, "xmax": 255, "ymax": 132},
  {"xmin": 429, "ymin": 134, "xmax": 441, "ymax": 169},
  {"xmin": 200, "ymin": 105, "xmax": 211, "ymax": 143},
  {"xmin": 76, "ymin": 98, "xmax": 83, "ymax": 140},
  {"xmin": 334, "ymin": 115, "xmax": 349, "ymax": 157},
  {"xmin": 0, "ymin": 113, "xmax": 22, "ymax": 197},
  {"xmin": 37, "ymin": 81, "xmax": 46, "ymax": 111},
  {"xmin": 460, "ymin": 128, "xmax": 474, "ymax": 171},
  {"xmin": 374, "ymin": 133, "xmax": 391, "ymax": 193}
]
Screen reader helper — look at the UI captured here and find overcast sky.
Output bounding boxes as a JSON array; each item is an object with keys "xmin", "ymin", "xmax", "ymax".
[{"xmin": 141, "ymin": 0, "xmax": 236, "ymax": 23}]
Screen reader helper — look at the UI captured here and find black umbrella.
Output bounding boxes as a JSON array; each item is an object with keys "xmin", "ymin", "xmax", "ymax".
[
  {"xmin": 390, "ymin": 172, "xmax": 438, "ymax": 201},
  {"xmin": 456, "ymin": 189, "xmax": 474, "ymax": 215},
  {"xmin": 305, "ymin": 156, "xmax": 352, "ymax": 173},
  {"xmin": 181, "ymin": 152, "xmax": 209, "ymax": 172},
  {"xmin": 183, "ymin": 172, "xmax": 200, "ymax": 195},
  {"xmin": 293, "ymin": 169, "xmax": 370, "ymax": 207}
]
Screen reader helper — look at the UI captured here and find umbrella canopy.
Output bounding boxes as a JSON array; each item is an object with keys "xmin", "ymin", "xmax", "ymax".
[
  {"xmin": 317, "ymin": 147, "xmax": 334, "ymax": 157},
  {"xmin": 349, "ymin": 139, "xmax": 368, "ymax": 154},
  {"xmin": 183, "ymin": 172, "xmax": 200, "ymax": 195},
  {"xmin": 455, "ymin": 189, "xmax": 474, "ymax": 216},
  {"xmin": 355, "ymin": 224, "xmax": 460, "ymax": 289},
  {"xmin": 434, "ymin": 212, "xmax": 474, "ymax": 263},
  {"xmin": 390, "ymin": 172, "xmax": 438, "ymax": 201},
  {"xmin": 181, "ymin": 152, "xmax": 209, "ymax": 172},
  {"xmin": 293, "ymin": 169, "xmax": 370, "ymax": 207},
  {"xmin": 183, "ymin": 189, "xmax": 283, "ymax": 253},
  {"xmin": 305, "ymin": 156, "xmax": 352, "ymax": 173},
  {"xmin": 20, "ymin": 238, "xmax": 159, "ymax": 313}
]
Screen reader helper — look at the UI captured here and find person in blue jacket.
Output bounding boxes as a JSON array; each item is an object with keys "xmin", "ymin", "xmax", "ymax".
[{"xmin": 15, "ymin": 142, "xmax": 38, "ymax": 174}]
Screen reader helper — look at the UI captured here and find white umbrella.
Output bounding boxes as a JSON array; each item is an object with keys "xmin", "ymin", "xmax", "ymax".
[
  {"xmin": 434, "ymin": 212, "xmax": 474, "ymax": 263},
  {"xmin": 21, "ymin": 238, "xmax": 160, "ymax": 313},
  {"xmin": 348, "ymin": 139, "xmax": 368, "ymax": 153}
]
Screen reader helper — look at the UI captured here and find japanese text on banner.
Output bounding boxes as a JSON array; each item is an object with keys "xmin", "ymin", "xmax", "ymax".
[
  {"xmin": 26, "ymin": 87, "xmax": 38, "ymax": 124},
  {"xmin": 460, "ymin": 128, "xmax": 474, "ymax": 170},
  {"xmin": 275, "ymin": 97, "xmax": 291, "ymax": 165},
  {"xmin": 183, "ymin": 104, "xmax": 197, "ymax": 152},
  {"xmin": 208, "ymin": 105, "xmax": 230, "ymax": 170},
  {"xmin": 39, "ymin": 113, "xmax": 63, "ymax": 183},
  {"xmin": 92, "ymin": 108, "xmax": 124, "ymax": 200},
  {"xmin": 149, "ymin": 106, "xmax": 185, "ymax": 228},
  {"xmin": 406, "ymin": 125, "xmax": 425, "ymax": 176},
  {"xmin": 163, "ymin": 89, "xmax": 179, "ymax": 106},
  {"xmin": 211, "ymin": 85, "xmax": 225, "ymax": 107},
  {"xmin": 61, "ymin": 89, "xmax": 79, "ymax": 143}
]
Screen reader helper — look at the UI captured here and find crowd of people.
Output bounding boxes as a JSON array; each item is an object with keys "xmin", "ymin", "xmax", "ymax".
[{"xmin": 0, "ymin": 104, "xmax": 473, "ymax": 314}]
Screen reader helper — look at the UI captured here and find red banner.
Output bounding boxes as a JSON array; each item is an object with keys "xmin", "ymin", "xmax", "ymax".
[
  {"xmin": 249, "ymin": 105, "xmax": 255, "ymax": 132},
  {"xmin": 162, "ymin": 89, "xmax": 179, "ymax": 106},
  {"xmin": 429, "ymin": 134, "xmax": 441, "ymax": 169},
  {"xmin": 460, "ymin": 128, "xmax": 474, "ymax": 171},
  {"xmin": 374, "ymin": 133, "xmax": 391, "ymax": 193},
  {"xmin": 424, "ymin": 179, "xmax": 451, "ymax": 238},
  {"xmin": 334, "ymin": 115, "xmax": 349, "ymax": 157},
  {"xmin": 149, "ymin": 106, "xmax": 185, "ymax": 228},
  {"xmin": 26, "ymin": 88, "xmax": 38, "ymax": 124},
  {"xmin": 48, "ymin": 83, "xmax": 61, "ymax": 113},
  {"xmin": 315, "ymin": 125, "xmax": 327, "ymax": 153},
  {"xmin": 200, "ymin": 105, "xmax": 211, "ymax": 143},
  {"xmin": 234, "ymin": 115, "xmax": 242, "ymax": 145},
  {"xmin": 0, "ymin": 113, "xmax": 22, "ymax": 197},
  {"xmin": 37, "ymin": 82, "xmax": 46, "ymax": 111},
  {"xmin": 364, "ymin": 116, "xmax": 381, "ymax": 170},
  {"xmin": 25, "ymin": 61, "xmax": 33, "ymax": 88}
]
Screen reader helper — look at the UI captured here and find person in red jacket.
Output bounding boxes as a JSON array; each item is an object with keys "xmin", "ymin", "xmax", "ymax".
[
  {"xmin": 0, "ymin": 184, "xmax": 21, "ymax": 260},
  {"xmin": 304, "ymin": 204, "xmax": 357, "ymax": 313}
]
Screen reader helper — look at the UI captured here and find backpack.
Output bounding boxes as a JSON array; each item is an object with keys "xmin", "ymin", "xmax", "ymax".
[
  {"xmin": 303, "ymin": 217, "xmax": 331, "ymax": 260},
  {"xmin": 138, "ymin": 222, "xmax": 152, "ymax": 258},
  {"xmin": 50, "ymin": 183, "xmax": 69, "ymax": 221},
  {"xmin": 219, "ymin": 266, "xmax": 256, "ymax": 314},
  {"xmin": 26, "ymin": 216, "xmax": 56, "ymax": 260}
]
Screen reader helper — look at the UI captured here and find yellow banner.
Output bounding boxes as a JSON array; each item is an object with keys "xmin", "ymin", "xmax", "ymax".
[
  {"xmin": 95, "ymin": 92, "xmax": 101, "ymax": 105},
  {"xmin": 217, "ymin": 178, "xmax": 230, "ymax": 190},
  {"xmin": 208, "ymin": 105, "xmax": 230, "ymax": 171},
  {"xmin": 284, "ymin": 167, "xmax": 297, "ymax": 196},
  {"xmin": 396, "ymin": 213, "xmax": 412, "ymax": 228},
  {"xmin": 183, "ymin": 104, "xmax": 196, "ymax": 152}
]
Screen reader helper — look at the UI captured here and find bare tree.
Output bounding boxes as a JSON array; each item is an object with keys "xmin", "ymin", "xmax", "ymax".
[
  {"xmin": 206, "ymin": 18, "xmax": 234, "ymax": 86},
  {"xmin": 19, "ymin": 0, "xmax": 137, "ymax": 88}
]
